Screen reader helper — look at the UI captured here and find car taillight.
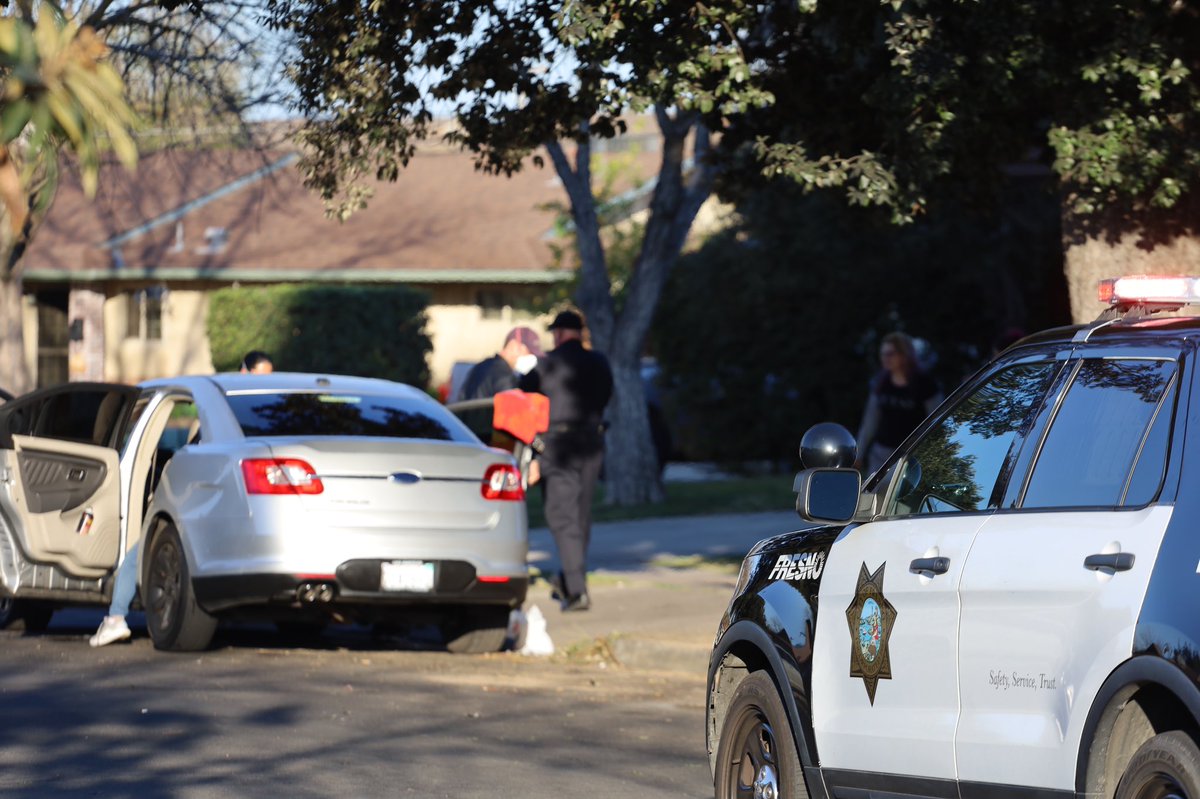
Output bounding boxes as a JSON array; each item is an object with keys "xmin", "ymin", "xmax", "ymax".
[
  {"xmin": 482, "ymin": 463, "xmax": 524, "ymax": 501},
  {"xmin": 241, "ymin": 459, "xmax": 324, "ymax": 495}
]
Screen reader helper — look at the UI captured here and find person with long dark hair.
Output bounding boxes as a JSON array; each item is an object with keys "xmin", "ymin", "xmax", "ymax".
[{"xmin": 855, "ymin": 332, "xmax": 943, "ymax": 476}]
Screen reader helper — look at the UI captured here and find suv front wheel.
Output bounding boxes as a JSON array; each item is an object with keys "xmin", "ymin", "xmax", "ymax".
[{"xmin": 715, "ymin": 671, "xmax": 806, "ymax": 799}]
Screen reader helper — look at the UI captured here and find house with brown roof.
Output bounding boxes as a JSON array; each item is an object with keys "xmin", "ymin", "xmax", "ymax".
[{"xmin": 18, "ymin": 145, "xmax": 597, "ymax": 390}]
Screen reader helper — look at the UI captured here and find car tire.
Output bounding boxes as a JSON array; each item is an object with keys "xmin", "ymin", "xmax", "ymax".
[
  {"xmin": 19, "ymin": 602, "xmax": 54, "ymax": 633},
  {"xmin": 0, "ymin": 598, "xmax": 53, "ymax": 632},
  {"xmin": 442, "ymin": 607, "xmax": 510, "ymax": 654},
  {"xmin": 1116, "ymin": 731, "xmax": 1200, "ymax": 799},
  {"xmin": 145, "ymin": 523, "xmax": 216, "ymax": 652},
  {"xmin": 714, "ymin": 670, "xmax": 807, "ymax": 799},
  {"xmin": 0, "ymin": 596, "xmax": 18, "ymax": 629}
]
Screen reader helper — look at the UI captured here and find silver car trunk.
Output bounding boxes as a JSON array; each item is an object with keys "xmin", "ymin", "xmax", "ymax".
[{"xmin": 259, "ymin": 437, "xmax": 510, "ymax": 531}]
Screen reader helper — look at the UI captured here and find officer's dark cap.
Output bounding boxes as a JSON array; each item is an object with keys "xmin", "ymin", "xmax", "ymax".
[{"xmin": 548, "ymin": 310, "xmax": 584, "ymax": 331}]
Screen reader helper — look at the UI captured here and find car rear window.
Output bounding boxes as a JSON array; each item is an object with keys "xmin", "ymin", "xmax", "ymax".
[{"xmin": 225, "ymin": 392, "xmax": 477, "ymax": 442}]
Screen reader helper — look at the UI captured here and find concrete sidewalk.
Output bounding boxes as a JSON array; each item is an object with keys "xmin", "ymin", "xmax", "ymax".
[
  {"xmin": 523, "ymin": 510, "xmax": 802, "ymax": 673},
  {"xmin": 528, "ymin": 510, "xmax": 801, "ymax": 573}
]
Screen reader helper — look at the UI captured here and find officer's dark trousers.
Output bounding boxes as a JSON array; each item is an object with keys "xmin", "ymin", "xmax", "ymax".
[{"xmin": 540, "ymin": 432, "xmax": 605, "ymax": 599}]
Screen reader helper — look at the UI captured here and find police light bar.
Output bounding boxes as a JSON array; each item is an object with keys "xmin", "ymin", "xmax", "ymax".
[{"xmin": 1098, "ymin": 275, "xmax": 1200, "ymax": 307}]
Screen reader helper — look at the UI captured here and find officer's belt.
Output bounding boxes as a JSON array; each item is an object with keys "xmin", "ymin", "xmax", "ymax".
[{"xmin": 545, "ymin": 421, "xmax": 605, "ymax": 434}]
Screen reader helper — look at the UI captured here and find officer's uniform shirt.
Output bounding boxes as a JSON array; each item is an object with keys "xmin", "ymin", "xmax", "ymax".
[{"xmin": 520, "ymin": 339, "xmax": 613, "ymax": 449}]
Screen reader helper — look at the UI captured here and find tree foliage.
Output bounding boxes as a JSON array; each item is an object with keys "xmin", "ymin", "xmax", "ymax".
[
  {"xmin": 651, "ymin": 181, "xmax": 1067, "ymax": 465},
  {"xmin": 739, "ymin": 0, "xmax": 1200, "ymax": 228},
  {"xmin": 260, "ymin": 0, "xmax": 1199, "ymax": 494},
  {"xmin": 0, "ymin": 0, "xmax": 286, "ymax": 393},
  {"xmin": 0, "ymin": 9, "xmax": 138, "ymax": 199},
  {"xmin": 264, "ymin": 0, "xmax": 790, "ymax": 505},
  {"xmin": 267, "ymin": 1, "xmax": 771, "ymax": 220}
]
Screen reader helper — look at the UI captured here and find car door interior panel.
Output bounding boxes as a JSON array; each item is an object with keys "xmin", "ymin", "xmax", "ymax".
[
  {"xmin": 2, "ymin": 435, "xmax": 120, "ymax": 578},
  {"xmin": 15, "ymin": 450, "xmax": 107, "ymax": 514}
]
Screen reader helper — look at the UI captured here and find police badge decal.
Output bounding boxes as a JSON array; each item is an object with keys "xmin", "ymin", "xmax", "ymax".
[{"xmin": 845, "ymin": 562, "xmax": 897, "ymax": 705}]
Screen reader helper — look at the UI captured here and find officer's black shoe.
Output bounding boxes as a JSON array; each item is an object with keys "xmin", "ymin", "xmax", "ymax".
[
  {"xmin": 561, "ymin": 592, "xmax": 591, "ymax": 612},
  {"xmin": 546, "ymin": 573, "xmax": 567, "ymax": 602}
]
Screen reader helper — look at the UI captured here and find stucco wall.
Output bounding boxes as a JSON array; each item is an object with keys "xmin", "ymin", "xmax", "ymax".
[
  {"xmin": 425, "ymin": 303, "xmax": 548, "ymax": 390},
  {"xmin": 21, "ymin": 295, "xmax": 36, "ymax": 380},
  {"xmin": 104, "ymin": 289, "xmax": 215, "ymax": 383},
  {"xmin": 23, "ymin": 284, "xmax": 552, "ymax": 390}
]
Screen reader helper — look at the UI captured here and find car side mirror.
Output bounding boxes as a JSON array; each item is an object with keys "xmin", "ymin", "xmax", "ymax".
[{"xmin": 793, "ymin": 467, "xmax": 862, "ymax": 524}]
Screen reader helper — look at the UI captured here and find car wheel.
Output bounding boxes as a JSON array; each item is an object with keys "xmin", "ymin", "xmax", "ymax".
[
  {"xmin": 0, "ymin": 598, "xmax": 54, "ymax": 632},
  {"xmin": 714, "ymin": 671, "xmax": 807, "ymax": 799},
  {"xmin": 145, "ymin": 523, "xmax": 216, "ymax": 652},
  {"xmin": 18, "ymin": 602, "xmax": 54, "ymax": 633},
  {"xmin": 0, "ymin": 596, "xmax": 18, "ymax": 629},
  {"xmin": 1117, "ymin": 732, "xmax": 1200, "ymax": 799},
  {"xmin": 442, "ymin": 607, "xmax": 510, "ymax": 654}
]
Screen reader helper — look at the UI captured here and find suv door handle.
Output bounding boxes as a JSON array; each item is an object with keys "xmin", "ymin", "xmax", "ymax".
[
  {"xmin": 1084, "ymin": 552, "xmax": 1135, "ymax": 572},
  {"xmin": 910, "ymin": 556, "xmax": 950, "ymax": 575}
]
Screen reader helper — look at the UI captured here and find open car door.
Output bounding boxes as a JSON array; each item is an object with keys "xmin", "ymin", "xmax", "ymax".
[{"xmin": 0, "ymin": 383, "xmax": 138, "ymax": 579}]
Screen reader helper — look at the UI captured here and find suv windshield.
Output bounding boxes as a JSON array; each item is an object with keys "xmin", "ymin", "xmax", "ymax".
[{"xmin": 225, "ymin": 392, "xmax": 477, "ymax": 442}]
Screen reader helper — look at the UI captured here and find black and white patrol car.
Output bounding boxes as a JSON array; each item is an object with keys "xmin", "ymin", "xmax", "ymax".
[{"xmin": 708, "ymin": 276, "xmax": 1200, "ymax": 799}]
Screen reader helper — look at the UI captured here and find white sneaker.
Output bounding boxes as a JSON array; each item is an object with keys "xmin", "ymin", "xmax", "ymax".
[{"xmin": 89, "ymin": 615, "xmax": 131, "ymax": 647}]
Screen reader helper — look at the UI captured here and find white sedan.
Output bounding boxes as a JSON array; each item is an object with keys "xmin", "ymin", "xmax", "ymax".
[{"xmin": 0, "ymin": 373, "xmax": 528, "ymax": 652}]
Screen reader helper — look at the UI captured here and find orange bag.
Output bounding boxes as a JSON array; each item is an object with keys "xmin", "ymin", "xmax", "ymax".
[{"xmin": 492, "ymin": 389, "xmax": 550, "ymax": 444}]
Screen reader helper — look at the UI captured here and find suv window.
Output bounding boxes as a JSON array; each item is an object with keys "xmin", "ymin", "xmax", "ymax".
[
  {"xmin": 887, "ymin": 362, "xmax": 1060, "ymax": 516},
  {"xmin": 1021, "ymin": 359, "xmax": 1176, "ymax": 509}
]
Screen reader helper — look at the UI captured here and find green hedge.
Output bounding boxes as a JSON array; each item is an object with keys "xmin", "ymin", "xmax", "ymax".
[{"xmin": 207, "ymin": 284, "xmax": 431, "ymax": 387}]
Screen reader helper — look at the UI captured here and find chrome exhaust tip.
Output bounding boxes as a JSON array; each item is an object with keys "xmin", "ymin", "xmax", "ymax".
[{"xmin": 295, "ymin": 581, "xmax": 336, "ymax": 604}]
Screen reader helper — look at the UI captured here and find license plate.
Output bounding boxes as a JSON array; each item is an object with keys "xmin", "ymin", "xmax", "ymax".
[{"xmin": 380, "ymin": 560, "xmax": 435, "ymax": 592}]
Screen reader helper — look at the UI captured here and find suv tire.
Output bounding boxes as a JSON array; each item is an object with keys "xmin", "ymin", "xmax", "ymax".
[
  {"xmin": 715, "ymin": 670, "xmax": 807, "ymax": 799},
  {"xmin": 1117, "ymin": 731, "xmax": 1200, "ymax": 799}
]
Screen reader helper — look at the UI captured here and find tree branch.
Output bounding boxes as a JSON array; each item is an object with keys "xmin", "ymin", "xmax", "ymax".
[{"xmin": 545, "ymin": 128, "xmax": 615, "ymax": 350}]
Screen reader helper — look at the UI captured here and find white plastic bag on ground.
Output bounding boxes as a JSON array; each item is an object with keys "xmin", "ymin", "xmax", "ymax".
[{"xmin": 517, "ymin": 604, "xmax": 554, "ymax": 656}]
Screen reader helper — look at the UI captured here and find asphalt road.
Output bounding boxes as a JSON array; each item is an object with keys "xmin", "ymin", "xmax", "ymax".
[
  {"xmin": 0, "ymin": 511, "xmax": 805, "ymax": 798},
  {"xmin": 0, "ymin": 617, "xmax": 712, "ymax": 798}
]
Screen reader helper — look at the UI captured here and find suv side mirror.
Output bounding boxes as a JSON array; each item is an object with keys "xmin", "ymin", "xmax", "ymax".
[{"xmin": 794, "ymin": 467, "xmax": 862, "ymax": 523}]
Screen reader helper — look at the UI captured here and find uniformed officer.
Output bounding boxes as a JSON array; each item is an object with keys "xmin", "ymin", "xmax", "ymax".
[{"xmin": 520, "ymin": 309, "xmax": 613, "ymax": 611}]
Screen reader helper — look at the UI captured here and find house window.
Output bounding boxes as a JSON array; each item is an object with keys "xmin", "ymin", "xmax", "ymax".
[
  {"xmin": 126, "ymin": 287, "xmax": 165, "ymax": 340},
  {"xmin": 35, "ymin": 290, "xmax": 69, "ymax": 388},
  {"xmin": 477, "ymin": 290, "xmax": 508, "ymax": 320}
]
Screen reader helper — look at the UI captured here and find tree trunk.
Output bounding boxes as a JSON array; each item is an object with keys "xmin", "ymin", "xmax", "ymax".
[
  {"xmin": 606, "ymin": 361, "xmax": 660, "ymax": 500},
  {"xmin": 0, "ymin": 144, "xmax": 50, "ymax": 395},
  {"xmin": 1062, "ymin": 194, "xmax": 1200, "ymax": 323},
  {"xmin": 546, "ymin": 112, "xmax": 715, "ymax": 506}
]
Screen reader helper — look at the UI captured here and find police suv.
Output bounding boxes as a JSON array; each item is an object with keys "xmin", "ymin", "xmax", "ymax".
[{"xmin": 708, "ymin": 276, "xmax": 1200, "ymax": 799}]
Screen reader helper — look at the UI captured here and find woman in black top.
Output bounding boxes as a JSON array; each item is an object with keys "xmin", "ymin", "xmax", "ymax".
[{"xmin": 855, "ymin": 332, "xmax": 943, "ymax": 476}]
